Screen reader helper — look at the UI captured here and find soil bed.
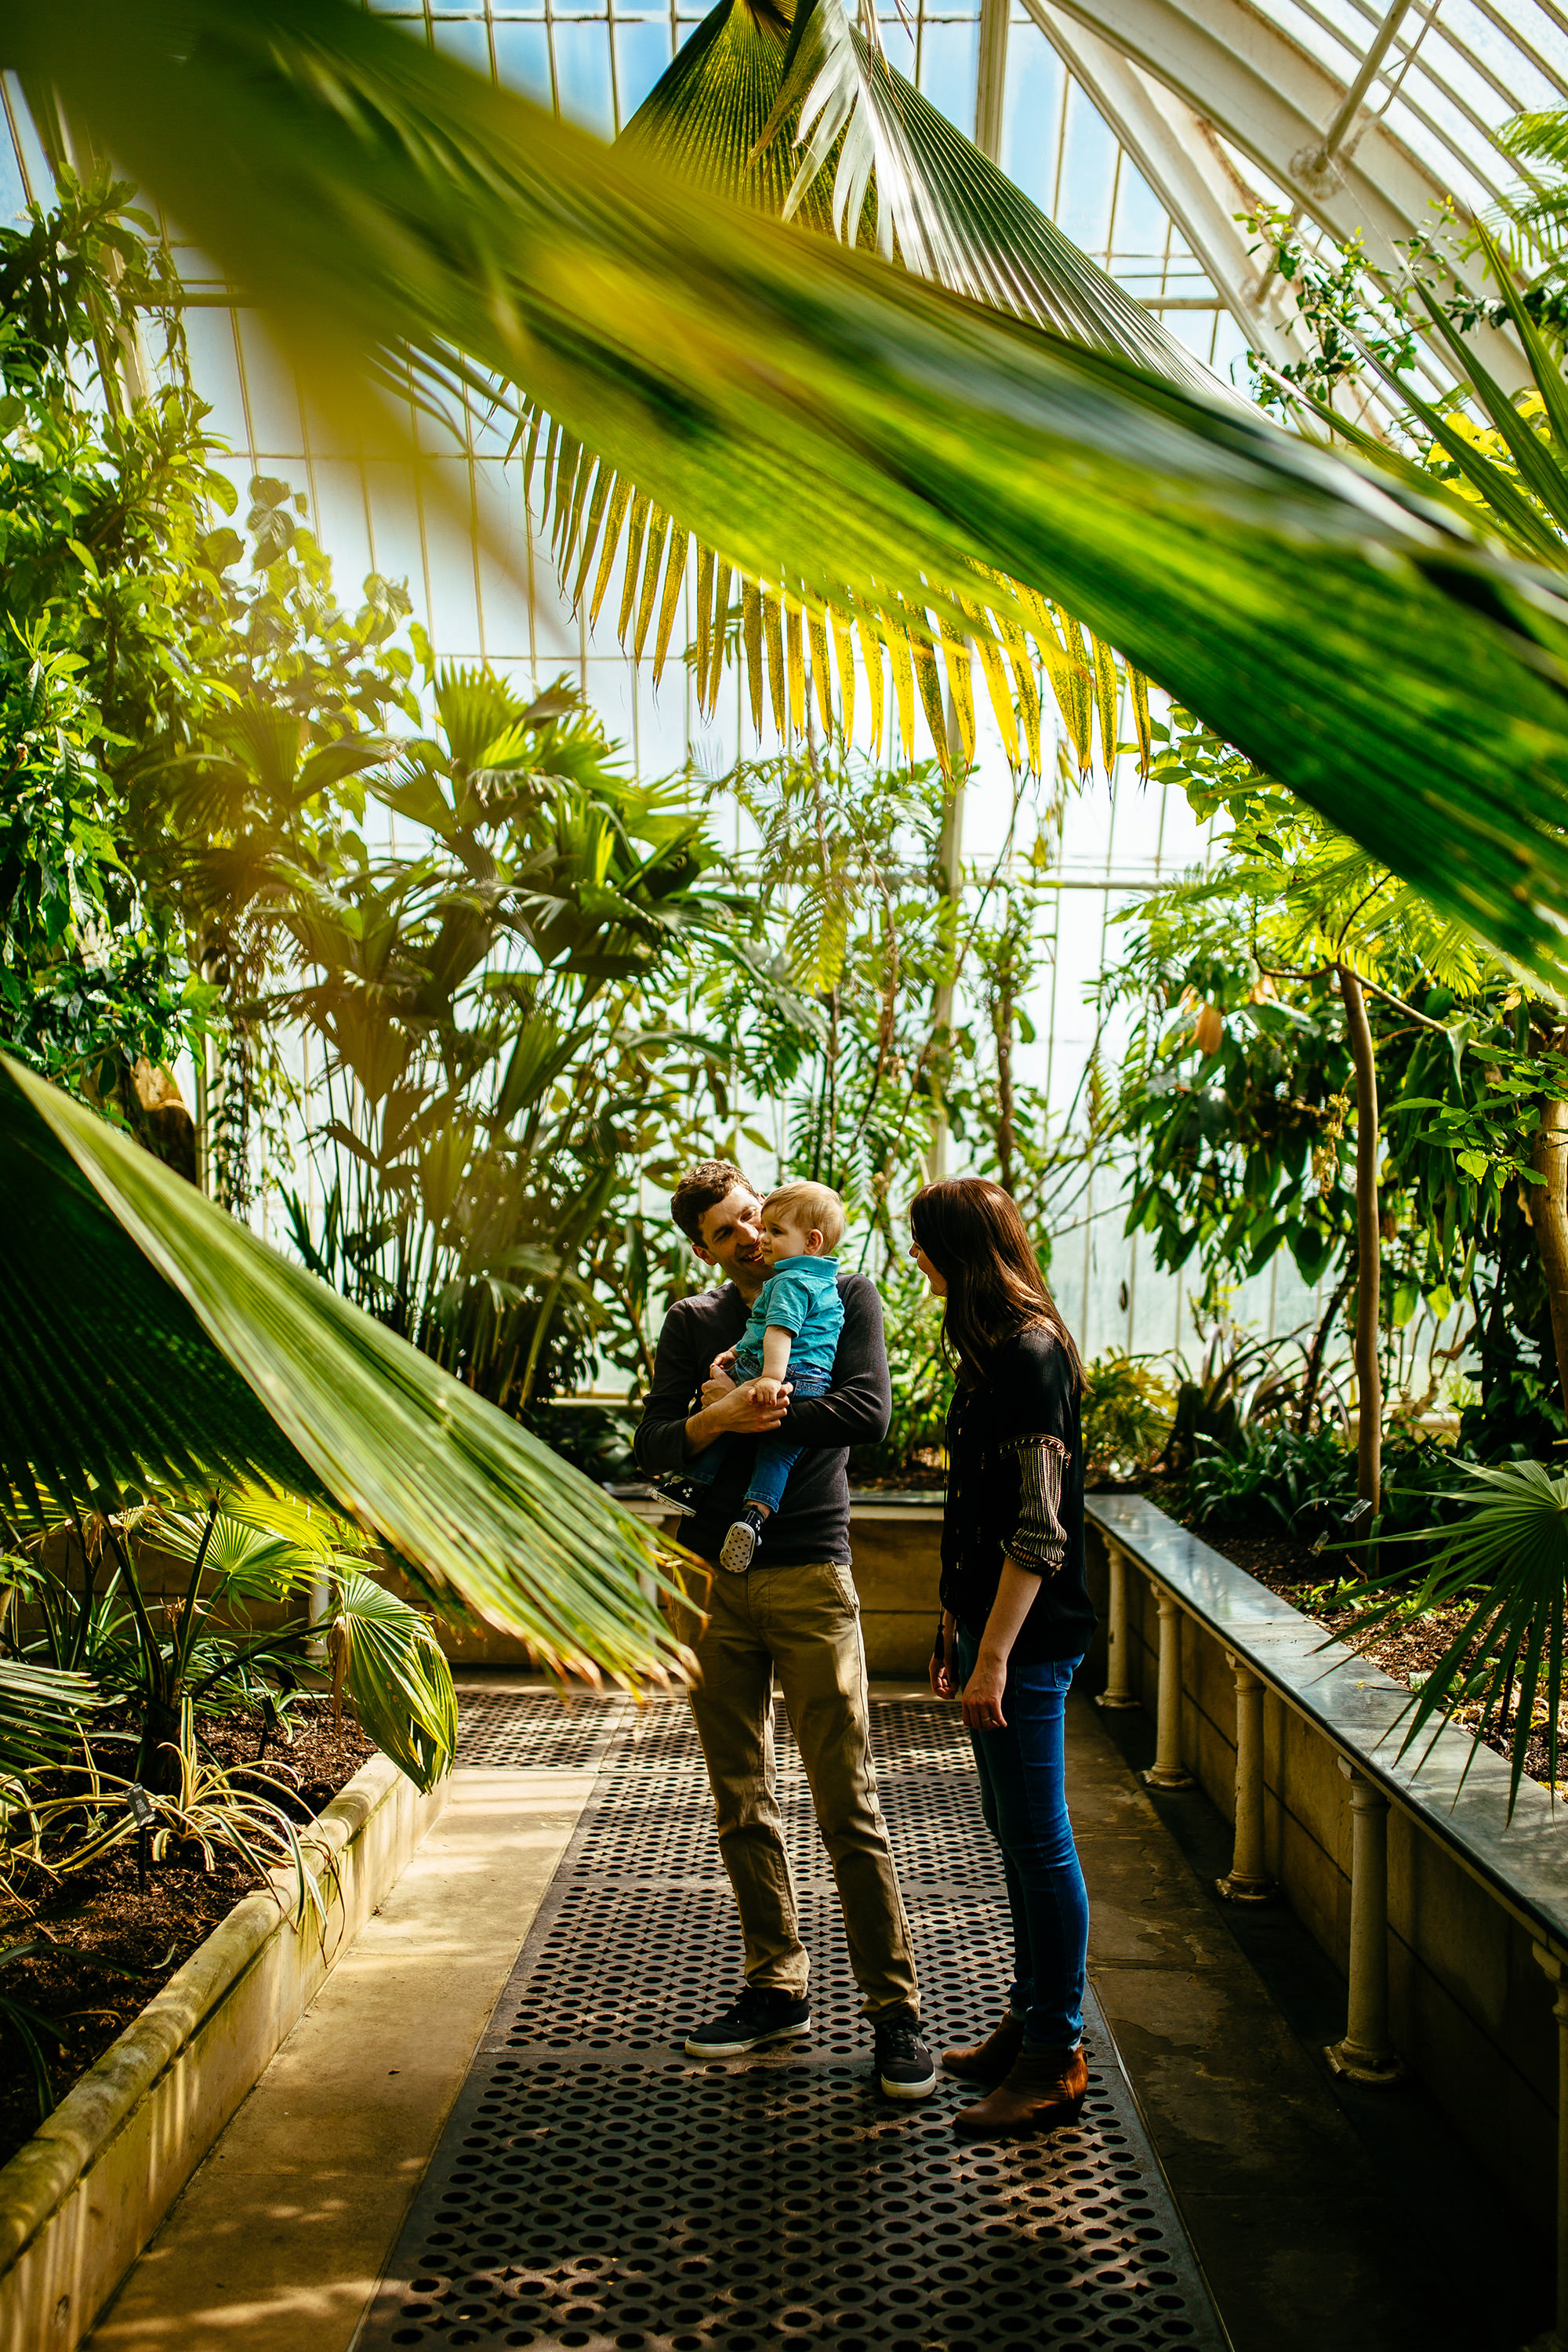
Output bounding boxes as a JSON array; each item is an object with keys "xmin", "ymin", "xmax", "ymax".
[
  {"xmin": 1114, "ymin": 1476, "xmax": 1565, "ymax": 1791},
  {"xmin": 0, "ymin": 1697, "xmax": 373, "ymax": 2170}
]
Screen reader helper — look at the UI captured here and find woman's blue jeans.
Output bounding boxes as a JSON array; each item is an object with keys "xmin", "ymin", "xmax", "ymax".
[{"xmin": 956, "ymin": 1625, "xmax": 1089, "ymax": 2051}]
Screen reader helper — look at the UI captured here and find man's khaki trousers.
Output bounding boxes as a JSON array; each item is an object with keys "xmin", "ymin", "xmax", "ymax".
[{"xmin": 672, "ymin": 1557, "xmax": 920, "ymax": 2018}]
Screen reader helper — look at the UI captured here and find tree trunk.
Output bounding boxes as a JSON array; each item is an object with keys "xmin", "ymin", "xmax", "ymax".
[
  {"xmin": 993, "ymin": 971, "xmax": 1016, "ymax": 1198},
  {"xmin": 1338, "ymin": 965, "xmax": 1381, "ymax": 1520},
  {"xmin": 1530, "ymin": 1094, "xmax": 1568, "ymax": 1424}
]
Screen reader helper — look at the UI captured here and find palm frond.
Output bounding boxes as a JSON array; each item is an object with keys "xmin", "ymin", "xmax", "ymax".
[
  {"xmin": 12, "ymin": 2, "xmax": 1568, "ymax": 975},
  {"xmin": 0, "ymin": 1055, "xmax": 687, "ymax": 1689},
  {"xmin": 1343, "ymin": 1458, "xmax": 1568, "ymax": 1817},
  {"xmin": 327, "ymin": 1570, "xmax": 458, "ymax": 1792},
  {"xmin": 582, "ymin": 0, "xmax": 1185, "ymax": 772}
]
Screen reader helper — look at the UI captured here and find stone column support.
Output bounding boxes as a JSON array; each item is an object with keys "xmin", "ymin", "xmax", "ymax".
[
  {"xmin": 1325, "ymin": 1758, "xmax": 1403, "ymax": 2085},
  {"xmin": 1216, "ymin": 1653, "xmax": 1276, "ymax": 1903},
  {"xmin": 1095, "ymin": 1538, "xmax": 1141, "ymax": 1711},
  {"xmin": 1142, "ymin": 1585, "xmax": 1194, "ymax": 1791},
  {"xmin": 1530, "ymin": 1944, "xmax": 1568, "ymax": 2352}
]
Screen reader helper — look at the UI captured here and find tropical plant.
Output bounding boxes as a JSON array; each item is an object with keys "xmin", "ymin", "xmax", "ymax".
[
  {"xmin": 1186, "ymin": 1423, "xmax": 1353, "ymax": 1539},
  {"xmin": 851, "ymin": 1254, "xmax": 948, "ymax": 1483},
  {"xmin": 1492, "ymin": 111, "xmax": 1568, "ymax": 310},
  {"xmin": 1081, "ymin": 1352, "xmax": 1175, "ymax": 1483},
  {"xmin": 278, "ymin": 659, "xmax": 782, "ymax": 1404},
  {"xmin": 93, "ymin": 1491, "xmax": 456, "ymax": 1792},
  {"xmin": 13, "ymin": 1, "xmax": 1568, "ymax": 999},
  {"xmin": 16, "ymin": 1700, "xmax": 332, "ymax": 1928},
  {"xmin": 0, "ymin": 1051, "xmax": 687, "ymax": 1691},
  {"xmin": 1343, "ymin": 1459, "xmax": 1568, "ymax": 1813},
  {"xmin": 0, "ymin": 175, "xmax": 421, "ymax": 1198}
]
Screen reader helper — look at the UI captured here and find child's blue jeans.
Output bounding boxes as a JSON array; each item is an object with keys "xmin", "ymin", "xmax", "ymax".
[{"xmin": 690, "ymin": 1357, "xmax": 833, "ymax": 1515}]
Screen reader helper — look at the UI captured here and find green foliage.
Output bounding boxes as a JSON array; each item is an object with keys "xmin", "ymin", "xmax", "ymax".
[
  {"xmin": 279, "ymin": 659, "xmax": 780, "ymax": 1405},
  {"xmin": 1185, "ymin": 1422, "xmax": 1352, "ymax": 1538},
  {"xmin": 0, "ymin": 171, "xmax": 419, "ymax": 1192},
  {"xmin": 0, "ymin": 1054, "xmax": 686, "ymax": 1700},
  {"xmin": 1081, "ymin": 1352, "xmax": 1174, "ymax": 1482},
  {"xmin": 1346, "ymin": 1459, "xmax": 1568, "ymax": 1816},
  {"xmin": 24, "ymin": 2, "xmax": 1568, "ymax": 991},
  {"xmin": 853, "ymin": 1256, "xmax": 949, "ymax": 1483},
  {"xmin": 0, "ymin": 1941, "xmax": 68, "ymax": 2121},
  {"xmin": 0, "ymin": 643, "xmax": 197, "ymax": 1102},
  {"xmin": 730, "ymin": 741, "xmax": 1092, "ymax": 1288}
]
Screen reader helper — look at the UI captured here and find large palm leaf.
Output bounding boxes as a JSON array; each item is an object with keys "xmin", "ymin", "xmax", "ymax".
[
  {"xmin": 0, "ymin": 1054, "xmax": 684, "ymax": 1688},
  {"xmin": 13, "ymin": 3, "xmax": 1568, "ymax": 982},
  {"xmin": 560, "ymin": 0, "xmax": 1200, "ymax": 770}
]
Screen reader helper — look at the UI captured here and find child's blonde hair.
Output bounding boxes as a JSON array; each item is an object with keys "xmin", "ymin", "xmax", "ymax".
[{"xmin": 763, "ymin": 1180, "xmax": 845, "ymax": 1253}]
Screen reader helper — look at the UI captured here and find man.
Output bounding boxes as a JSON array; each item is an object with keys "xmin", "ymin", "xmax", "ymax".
[{"xmin": 635, "ymin": 1160, "xmax": 935, "ymax": 2099}]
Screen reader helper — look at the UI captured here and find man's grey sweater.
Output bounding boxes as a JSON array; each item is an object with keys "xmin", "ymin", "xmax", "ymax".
[{"xmin": 633, "ymin": 1272, "xmax": 891, "ymax": 1567}]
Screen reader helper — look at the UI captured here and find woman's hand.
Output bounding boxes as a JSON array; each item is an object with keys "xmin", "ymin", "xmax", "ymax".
[
  {"xmin": 961, "ymin": 1647, "xmax": 1009, "ymax": 1731},
  {"xmin": 930, "ymin": 1610, "xmax": 959, "ymax": 1698}
]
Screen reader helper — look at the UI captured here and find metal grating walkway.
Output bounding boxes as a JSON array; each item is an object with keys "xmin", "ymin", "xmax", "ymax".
[
  {"xmin": 456, "ymin": 1690, "xmax": 632, "ymax": 1771},
  {"xmin": 360, "ymin": 1694, "xmax": 1227, "ymax": 2351}
]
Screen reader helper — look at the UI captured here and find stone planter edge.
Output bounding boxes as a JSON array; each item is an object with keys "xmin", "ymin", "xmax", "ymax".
[{"xmin": 0, "ymin": 1748, "xmax": 448, "ymax": 2352}]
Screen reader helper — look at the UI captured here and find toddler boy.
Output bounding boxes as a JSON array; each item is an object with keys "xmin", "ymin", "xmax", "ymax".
[{"xmin": 691, "ymin": 1179, "xmax": 847, "ymax": 1573}]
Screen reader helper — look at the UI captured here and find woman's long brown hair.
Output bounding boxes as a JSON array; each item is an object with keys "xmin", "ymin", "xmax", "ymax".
[{"xmin": 910, "ymin": 1177, "xmax": 1083, "ymax": 1390}]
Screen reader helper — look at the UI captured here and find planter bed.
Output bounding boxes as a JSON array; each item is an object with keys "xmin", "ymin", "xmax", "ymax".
[
  {"xmin": 0, "ymin": 1727, "xmax": 447, "ymax": 2352},
  {"xmin": 1107, "ymin": 1475, "xmax": 1563, "ymax": 1786},
  {"xmin": 0, "ymin": 1698, "xmax": 374, "ymax": 2172},
  {"xmin": 1085, "ymin": 1492, "xmax": 1568, "ymax": 2244}
]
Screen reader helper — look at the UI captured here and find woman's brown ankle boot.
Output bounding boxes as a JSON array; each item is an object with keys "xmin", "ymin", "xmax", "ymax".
[
  {"xmin": 953, "ymin": 2043, "xmax": 1089, "ymax": 2139},
  {"xmin": 941, "ymin": 2010, "xmax": 1025, "ymax": 2085}
]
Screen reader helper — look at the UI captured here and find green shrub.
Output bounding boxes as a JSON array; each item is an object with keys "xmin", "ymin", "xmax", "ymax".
[{"xmin": 1083, "ymin": 1352, "xmax": 1175, "ymax": 1482}]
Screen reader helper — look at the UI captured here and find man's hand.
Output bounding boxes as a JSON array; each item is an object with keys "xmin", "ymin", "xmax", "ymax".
[
  {"xmin": 961, "ymin": 1647, "xmax": 1009, "ymax": 1731},
  {"xmin": 690, "ymin": 1377, "xmax": 791, "ymax": 1446}
]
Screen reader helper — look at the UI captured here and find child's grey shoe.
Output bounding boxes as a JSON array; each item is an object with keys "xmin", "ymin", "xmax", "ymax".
[{"xmin": 719, "ymin": 1508, "xmax": 766, "ymax": 1573}]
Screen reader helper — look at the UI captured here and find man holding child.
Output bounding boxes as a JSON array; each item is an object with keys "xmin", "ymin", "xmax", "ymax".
[{"xmin": 634, "ymin": 1159, "xmax": 935, "ymax": 2100}]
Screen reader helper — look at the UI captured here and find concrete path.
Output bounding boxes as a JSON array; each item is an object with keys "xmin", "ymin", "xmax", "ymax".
[{"xmin": 85, "ymin": 1763, "xmax": 598, "ymax": 2352}]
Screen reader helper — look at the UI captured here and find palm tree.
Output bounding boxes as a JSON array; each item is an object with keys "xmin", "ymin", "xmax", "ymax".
[{"xmin": 8, "ymin": 0, "xmax": 1568, "ymax": 990}]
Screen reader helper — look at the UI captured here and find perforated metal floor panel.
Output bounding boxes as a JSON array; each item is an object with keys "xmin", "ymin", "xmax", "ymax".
[
  {"xmin": 361, "ymin": 1696, "xmax": 1227, "ymax": 2352},
  {"xmin": 456, "ymin": 1691, "xmax": 631, "ymax": 1770}
]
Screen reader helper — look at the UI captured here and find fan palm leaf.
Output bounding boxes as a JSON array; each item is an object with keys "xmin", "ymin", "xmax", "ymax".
[
  {"xmin": 0, "ymin": 1054, "xmax": 685, "ymax": 1689},
  {"xmin": 554, "ymin": 0, "xmax": 1196, "ymax": 772},
  {"xmin": 12, "ymin": 2, "xmax": 1568, "ymax": 975},
  {"xmin": 1344, "ymin": 1459, "xmax": 1568, "ymax": 1817}
]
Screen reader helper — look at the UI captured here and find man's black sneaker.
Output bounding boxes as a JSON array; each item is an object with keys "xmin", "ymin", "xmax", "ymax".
[
  {"xmin": 685, "ymin": 1984, "xmax": 811, "ymax": 2059},
  {"xmin": 874, "ymin": 2013, "xmax": 938, "ymax": 2100},
  {"xmin": 718, "ymin": 1506, "xmax": 766, "ymax": 1573}
]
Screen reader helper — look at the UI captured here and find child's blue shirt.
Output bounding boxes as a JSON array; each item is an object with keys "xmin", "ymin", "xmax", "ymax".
[{"xmin": 736, "ymin": 1255, "xmax": 845, "ymax": 1375}]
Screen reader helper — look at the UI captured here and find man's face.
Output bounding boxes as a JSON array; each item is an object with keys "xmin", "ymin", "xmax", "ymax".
[{"xmin": 694, "ymin": 1185, "xmax": 765, "ymax": 1278}]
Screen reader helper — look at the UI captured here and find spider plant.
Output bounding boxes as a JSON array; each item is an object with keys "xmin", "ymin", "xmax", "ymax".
[{"xmin": 20, "ymin": 1701, "xmax": 330, "ymax": 1931}]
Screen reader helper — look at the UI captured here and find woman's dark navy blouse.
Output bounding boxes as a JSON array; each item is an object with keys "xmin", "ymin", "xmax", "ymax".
[{"xmin": 940, "ymin": 1323, "xmax": 1096, "ymax": 1663}]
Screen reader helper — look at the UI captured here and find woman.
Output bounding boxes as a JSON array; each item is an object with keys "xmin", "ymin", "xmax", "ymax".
[{"xmin": 912, "ymin": 1175, "xmax": 1096, "ymax": 2140}]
